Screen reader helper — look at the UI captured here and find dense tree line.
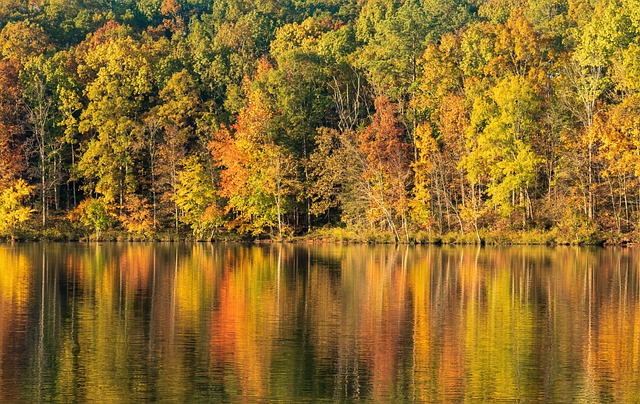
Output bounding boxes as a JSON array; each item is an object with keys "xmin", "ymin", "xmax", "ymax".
[{"xmin": 0, "ymin": 0, "xmax": 639, "ymax": 243}]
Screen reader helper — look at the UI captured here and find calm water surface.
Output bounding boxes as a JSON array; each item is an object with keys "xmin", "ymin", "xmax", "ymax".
[{"xmin": 0, "ymin": 243, "xmax": 639, "ymax": 401}]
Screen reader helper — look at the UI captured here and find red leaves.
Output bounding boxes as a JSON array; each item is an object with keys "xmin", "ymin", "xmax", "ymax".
[
  {"xmin": 358, "ymin": 96, "xmax": 411, "ymax": 180},
  {"xmin": 0, "ymin": 60, "xmax": 25, "ymax": 189}
]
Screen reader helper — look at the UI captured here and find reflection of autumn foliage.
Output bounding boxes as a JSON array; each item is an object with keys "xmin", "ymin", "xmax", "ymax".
[
  {"xmin": 4, "ymin": 245, "xmax": 640, "ymax": 401},
  {"xmin": 583, "ymin": 252, "xmax": 640, "ymax": 403},
  {"xmin": 118, "ymin": 245, "xmax": 152, "ymax": 291},
  {"xmin": 209, "ymin": 246, "xmax": 280, "ymax": 399},
  {"xmin": 410, "ymin": 249, "xmax": 433, "ymax": 401},
  {"xmin": 358, "ymin": 248, "xmax": 409, "ymax": 399},
  {"xmin": 0, "ymin": 246, "xmax": 30, "ymax": 399}
]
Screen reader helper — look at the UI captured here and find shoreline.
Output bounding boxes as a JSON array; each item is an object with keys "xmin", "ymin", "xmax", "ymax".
[{"xmin": 2, "ymin": 227, "xmax": 635, "ymax": 246}]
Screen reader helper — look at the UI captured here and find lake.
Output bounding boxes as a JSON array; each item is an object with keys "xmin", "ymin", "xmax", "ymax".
[{"xmin": 0, "ymin": 243, "xmax": 639, "ymax": 401}]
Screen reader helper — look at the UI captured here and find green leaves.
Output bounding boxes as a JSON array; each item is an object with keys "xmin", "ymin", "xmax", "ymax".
[
  {"xmin": 354, "ymin": 0, "xmax": 427, "ymax": 99},
  {"xmin": 71, "ymin": 197, "xmax": 113, "ymax": 240},
  {"xmin": 464, "ymin": 75, "xmax": 542, "ymax": 218},
  {"xmin": 78, "ymin": 35, "xmax": 153, "ymax": 204}
]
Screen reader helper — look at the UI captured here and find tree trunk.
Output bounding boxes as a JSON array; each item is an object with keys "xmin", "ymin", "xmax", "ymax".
[{"xmin": 41, "ymin": 151, "xmax": 46, "ymax": 228}]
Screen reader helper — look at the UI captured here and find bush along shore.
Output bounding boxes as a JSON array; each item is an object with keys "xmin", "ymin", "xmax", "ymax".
[{"xmin": 1, "ymin": 214, "xmax": 628, "ymax": 246}]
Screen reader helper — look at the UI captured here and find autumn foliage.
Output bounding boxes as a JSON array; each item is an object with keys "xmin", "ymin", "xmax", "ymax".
[{"xmin": 1, "ymin": 0, "xmax": 640, "ymax": 242}]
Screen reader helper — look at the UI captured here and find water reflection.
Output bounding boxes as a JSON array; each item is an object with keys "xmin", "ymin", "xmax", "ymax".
[{"xmin": 0, "ymin": 244, "xmax": 639, "ymax": 401}]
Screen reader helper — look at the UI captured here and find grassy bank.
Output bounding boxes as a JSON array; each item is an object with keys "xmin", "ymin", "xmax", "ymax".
[
  {"xmin": 3, "ymin": 216, "xmax": 635, "ymax": 246},
  {"xmin": 292, "ymin": 226, "xmax": 620, "ymax": 246}
]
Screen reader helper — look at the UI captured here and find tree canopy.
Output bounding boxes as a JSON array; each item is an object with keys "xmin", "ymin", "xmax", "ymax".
[{"xmin": 1, "ymin": 0, "xmax": 640, "ymax": 243}]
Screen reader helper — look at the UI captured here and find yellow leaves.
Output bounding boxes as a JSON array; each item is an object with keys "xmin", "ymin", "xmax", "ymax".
[
  {"xmin": 0, "ymin": 20, "xmax": 50, "ymax": 64},
  {"xmin": 416, "ymin": 33, "xmax": 463, "ymax": 113},
  {"xmin": 478, "ymin": 0, "xmax": 522, "ymax": 24},
  {"xmin": 270, "ymin": 17, "xmax": 334, "ymax": 61},
  {"xmin": 0, "ymin": 179, "xmax": 34, "ymax": 238},
  {"xmin": 599, "ymin": 95, "xmax": 640, "ymax": 178},
  {"xmin": 492, "ymin": 9, "xmax": 542, "ymax": 75},
  {"xmin": 460, "ymin": 22, "xmax": 498, "ymax": 78},
  {"xmin": 157, "ymin": 69, "xmax": 200, "ymax": 128},
  {"xmin": 414, "ymin": 122, "xmax": 437, "ymax": 160},
  {"xmin": 308, "ymin": 127, "xmax": 354, "ymax": 217},
  {"xmin": 173, "ymin": 156, "xmax": 222, "ymax": 238},
  {"xmin": 410, "ymin": 123, "xmax": 437, "ymax": 228},
  {"xmin": 491, "ymin": 75, "xmax": 539, "ymax": 132},
  {"xmin": 574, "ymin": 0, "xmax": 635, "ymax": 67},
  {"xmin": 463, "ymin": 75, "xmax": 541, "ymax": 218},
  {"xmin": 255, "ymin": 57, "xmax": 274, "ymax": 81},
  {"xmin": 58, "ymin": 86, "xmax": 82, "ymax": 140},
  {"xmin": 78, "ymin": 33, "xmax": 154, "ymax": 205},
  {"xmin": 459, "ymin": 10, "xmax": 549, "ymax": 93},
  {"xmin": 613, "ymin": 43, "xmax": 640, "ymax": 93},
  {"xmin": 81, "ymin": 36, "xmax": 153, "ymax": 106}
]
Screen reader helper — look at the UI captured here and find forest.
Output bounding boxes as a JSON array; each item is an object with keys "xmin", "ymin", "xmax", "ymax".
[{"xmin": 0, "ymin": 0, "xmax": 638, "ymax": 243}]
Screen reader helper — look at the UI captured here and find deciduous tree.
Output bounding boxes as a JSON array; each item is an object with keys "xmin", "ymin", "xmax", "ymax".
[{"xmin": 0, "ymin": 179, "xmax": 34, "ymax": 241}]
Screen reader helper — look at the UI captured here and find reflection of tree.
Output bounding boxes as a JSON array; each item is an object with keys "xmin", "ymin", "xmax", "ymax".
[
  {"xmin": 0, "ymin": 245, "xmax": 31, "ymax": 400},
  {"xmin": 307, "ymin": 245, "xmax": 414, "ymax": 400},
  {"xmin": 359, "ymin": 247, "xmax": 410, "ymax": 400},
  {"xmin": 410, "ymin": 247, "xmax": 434, "ymax": 402},
  {"xmin": 29, "ymin": 243, "xmax": 225, "ymax": 401},
  {"xmin": 586, "ymin": 251, "xmax": 640, "ymax": 402},
  {"xmin": 3, "ymin": 244, "xmax": 640, "ymax": 402},
  {"xmin": 407, "ymin": 246, "xmax": 640, "ymax": 402},
  {"xmin": 209, "ymin": 245, "xmax": 281, "ymax": 400}
]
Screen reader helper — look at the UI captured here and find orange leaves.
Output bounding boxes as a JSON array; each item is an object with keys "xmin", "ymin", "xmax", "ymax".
[
  {"xmin": 209, "ymin": 65, "xmax": 298, "ymax": 235},
  {"xmin": 209, "ymin": 74, "xmax": 273, "ymax": 195},
  {"xmin": 160, "ymin": 0, "xmax": 180, "ymax": 16},
  {"xmin": 438, "ymin": 94, "xmax": 469, "ymax": 155},
  {"xmin": 358, "ymin": 96, "xmax": 410, "ymax": 177},
  {"xmin": 357, "ymin": 96, "xmax": 412, "ymax": 239},
  {"xmin": 118, "ymin": 194, "xmax": 153, "ymax": 237},
  {"xmin": 210, "ymin": 126, "xmax": 249, "ymax": 202},
  {"xmin": 491, "ymin": 10, "xmax": 542, "ymax": 75}
]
